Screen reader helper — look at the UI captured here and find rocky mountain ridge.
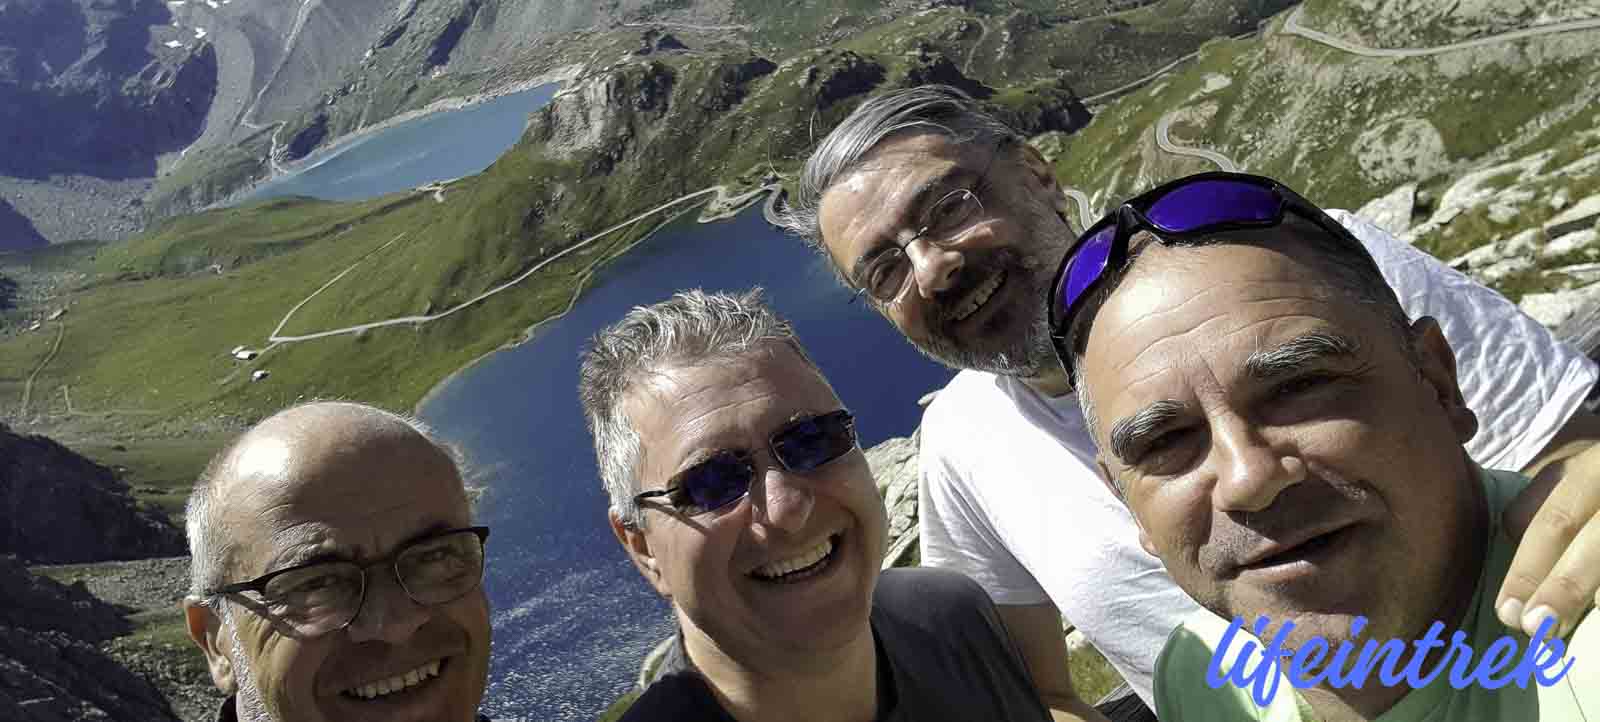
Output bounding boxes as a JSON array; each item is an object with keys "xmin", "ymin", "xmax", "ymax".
[
  {"xmin": 1, "ymin": 421, "xmax": 186, "ymax": 564},
  {"xmin": 0, "ymin": 555, "xmax": 180, "ymax": 722}
]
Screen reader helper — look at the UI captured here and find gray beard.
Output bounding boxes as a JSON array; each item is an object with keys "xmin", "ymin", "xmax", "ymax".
[
  {"xmin": 909, "ymin": 260, "xmax": 1059, "ymax": 378},
  {"xmin": 915, "ymin": 302, "xmax": 1056, "ymax": 377}
]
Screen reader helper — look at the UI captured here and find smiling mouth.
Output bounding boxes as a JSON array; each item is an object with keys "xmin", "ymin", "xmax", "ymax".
[
  {"xmin": 1243, "ymin": 525, "xmax": 1356, "ymax": 571},
  {"xmin": 341, "ymin": 658, "xmax": 444, "ymax": 701},
  {"xmin": 951, "ymin": 270, "xmax": 1005, "ymax": 322},
  {"xmin": 750, "ymin": 533, "xmax": 843, "ymax": 584}
]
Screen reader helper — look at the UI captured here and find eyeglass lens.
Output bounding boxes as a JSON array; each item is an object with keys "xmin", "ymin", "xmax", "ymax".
[
  {"xmin": 865, "ymin": 189, "xmax": 983, "ymax": 301},
  {"xmin": 671, "ymin": 412, "xmax": 857, "ymax": 515},
  {"xmin": 259, "ymin": 529, "xmax": 486, "ymax": 636}
]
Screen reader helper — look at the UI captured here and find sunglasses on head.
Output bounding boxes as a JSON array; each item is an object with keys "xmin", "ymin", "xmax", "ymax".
[
  {"xmin": 1047, "ymin": 172, "xmax": 1381, "ymax": 386},
  {"xmin": 633, "ymin": 409, "xmax": 859, "ymax": 518}
]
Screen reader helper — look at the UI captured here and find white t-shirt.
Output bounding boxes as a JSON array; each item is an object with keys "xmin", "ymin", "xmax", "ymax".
[{"xmin": 917, "ymin": 211, "xmax": 1599, "ymax": 706}]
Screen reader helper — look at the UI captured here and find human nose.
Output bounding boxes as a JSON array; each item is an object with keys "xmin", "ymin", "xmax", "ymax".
[
  {"xmin": 344, "ymin": 568, "xmax": 430, "ymax": 644},
  {"xmin": 905, "ymin": 235, "xmax": 966, "ymax": 299},
  {"xmin": 1209, "ymin": 419, "xmax": 1305, "ymax": 513},
  {"xmin": 752, "ymin": 467, "xmax": 815, "ymax": 535}
]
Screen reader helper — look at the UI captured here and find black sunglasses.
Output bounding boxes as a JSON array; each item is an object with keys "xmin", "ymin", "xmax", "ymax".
[
  {"xmin": 633, "ymin": 410, "xmax": 858, "ymax": 517},
  {"xmin": 1047, "ymin": 172, "xmax": 1382, "ymax": 386}
]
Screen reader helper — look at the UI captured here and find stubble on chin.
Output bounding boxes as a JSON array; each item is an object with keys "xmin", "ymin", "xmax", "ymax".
[{"xmin": 912, "ymin": 270, "xmax": 1056, "ymax": 377}]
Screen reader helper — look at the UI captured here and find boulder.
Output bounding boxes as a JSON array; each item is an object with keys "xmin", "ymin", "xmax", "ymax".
[
  {"xmin": 865, "ymin": 429, "xmax": 920, "ymax": 568},
  {"xmin": 1521, "ymin": 282, "xmax": 1600, "ymax": 329},
  {"xmin": 0, "ymin": 556, "xmax": 178, "ymax": 721},
  {"xmin": 1355, "ymin": 183, "xmax": 1416, "ymax": 239}
]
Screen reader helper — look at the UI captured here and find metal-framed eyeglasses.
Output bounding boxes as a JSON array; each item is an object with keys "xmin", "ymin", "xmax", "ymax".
[
  {"xmin": 209, "ymin": 525, "xmax": 490, "ymax": 638},
  {"xmin": 850, "ymin": 138, "xmax": 1011, "ymax": 304}
]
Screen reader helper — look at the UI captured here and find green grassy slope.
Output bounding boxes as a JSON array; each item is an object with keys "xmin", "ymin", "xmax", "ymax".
[{"xmin": 1048, "ymin": 0, "xmax": 1600, "ymax": 214}]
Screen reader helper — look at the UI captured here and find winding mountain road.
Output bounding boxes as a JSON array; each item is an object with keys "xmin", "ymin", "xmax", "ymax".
[
  {"xmin": 1060, "ymin": 187, "xmax": 1096, "ymax": 232},
  {"xmin": 1281, "ymin": 5, "xmax": 1600, "ymax": 58},
  {"xmin": 1155, "ymin": 111, "xmax": 1239, "ymax": 172},
  {"xmin": 1147, "ymin": 7, "xmax": 1600, "ymax": 173},
  {"xmin": 257, "ymin": 183, "xmax": 775, "ymax": 349}
]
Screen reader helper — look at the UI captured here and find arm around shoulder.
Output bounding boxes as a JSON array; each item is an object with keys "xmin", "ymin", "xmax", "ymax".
[{"xmin": 994, "ymin": 601, "xmax": 1110, "ymax": 722}]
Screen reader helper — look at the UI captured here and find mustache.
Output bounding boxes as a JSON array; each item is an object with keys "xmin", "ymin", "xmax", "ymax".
[
  {"xmin": 1204, "ymin": 480, "xmax": 1369, "ymax": 572},
  {"xmin": 926, "ymin": 249, "xmax": 1025, "ymax": 325}
]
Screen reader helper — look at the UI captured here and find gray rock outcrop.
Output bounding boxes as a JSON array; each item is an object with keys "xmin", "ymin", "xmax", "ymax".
[
  {"xmin": 0, "ymin": 423, "xmax": 186, "ymax": 564},
  {"xmin": 865, "ymin": 429, "xmax": 921, "ymax": 568},
  {"xmin": 0, "ymin": 555, "xmax": 179, "ymax": 722},
  {"xmin": 0, "ymin": 0, "xmax": 216, "ymax": 182}
]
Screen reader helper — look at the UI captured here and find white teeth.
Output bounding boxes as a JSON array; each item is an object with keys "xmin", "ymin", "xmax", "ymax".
[
  {"xmin": 953, "ymin": 271, "xmax": 1004, "ymax": 321},
  {"xmin": 752, "ymin": 537, "xmax": 835, "ymax": 579},
  {"xmin": 344, "ymin": 660, "xmax": 443, "ymax": 700}
]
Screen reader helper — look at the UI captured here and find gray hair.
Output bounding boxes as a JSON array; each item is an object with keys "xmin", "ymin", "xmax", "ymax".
[
  {"xmin": 778, "ymin": 84, "xmax": 1024, "ymax": 259},
  {"xmin": 578, "ymin": 288, "xmax": 821, "ymax": 528},
  {"xmin": 185, "ymin": 402, "xmax": 474, "ymax": 608}
]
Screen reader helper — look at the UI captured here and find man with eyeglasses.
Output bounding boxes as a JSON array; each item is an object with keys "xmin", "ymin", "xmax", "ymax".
[
  {"xmin": 1052, "ymin": 172, "xmax": 1598, "ymax": 719},
  {"xmin": 579, "ymin": 289, "xmax": 1052, "ymax": 721},
  {"xmin": 780, "ymin": 84, "xmax": 1600, "ymax": 721},
  {"xmin": 181, "ymin": 401, "xmax": 493, "ymax": 722}
]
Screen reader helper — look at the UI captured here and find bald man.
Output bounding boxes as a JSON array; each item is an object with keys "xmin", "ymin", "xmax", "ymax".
[{"xmin": 181, "ymin": 401, "xmax": 493, "ymax": 722}]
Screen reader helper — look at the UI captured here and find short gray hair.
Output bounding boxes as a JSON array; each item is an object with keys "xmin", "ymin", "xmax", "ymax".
[
  {"xmin": 578, "ymin": 288, "xmax": 821, "ymax": 527},
  {"xmin": 185, "ymin": 402, "xmax": 473, "ymax": 606},
  {"xmin": 778, "ymin": 84, "xmax": 1024, "ymax": 257}
]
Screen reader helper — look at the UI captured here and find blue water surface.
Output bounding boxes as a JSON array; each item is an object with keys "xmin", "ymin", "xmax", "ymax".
[
  {"xmin": 239, "ymin": 83, "xmax": 559, "ymax": 203},
  {"xmin": 417, "ymin": 206, "xmax": 957, "ymax": 721}
]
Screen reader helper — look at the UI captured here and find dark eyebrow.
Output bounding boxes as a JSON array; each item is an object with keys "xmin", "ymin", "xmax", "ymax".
[
  {"xmin": 847, "ymin": 165, "xmax": 978, "ymax": 284},
  {"xmin": 1108, "ymin": 400, "xmax": 1187, "ymax": 465},
  {"xmin": 1245, "ymin": 332, "xmax": 1362, "ymax": 380}
]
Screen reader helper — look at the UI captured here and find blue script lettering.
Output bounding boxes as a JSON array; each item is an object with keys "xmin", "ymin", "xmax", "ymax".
[{"xmin": 1208, "ymin": 614, "xmax": 1577, "ymax": 704}]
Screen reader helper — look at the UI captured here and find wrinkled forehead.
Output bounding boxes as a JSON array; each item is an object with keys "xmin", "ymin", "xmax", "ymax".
[
  {"xmin": 817, "ymin": 134, "xmax": 989, "ymax": 254},
  {"xmin": 1080, "ymin": 242, "xmax": 1370, "ymax": 408},
  {"xmin": 628, "ymin": 348, "xmax": 841, "ymax": 462},
  {"xmin": 218, "ymin": 431, "xmax": 470, "ymax": 569}
]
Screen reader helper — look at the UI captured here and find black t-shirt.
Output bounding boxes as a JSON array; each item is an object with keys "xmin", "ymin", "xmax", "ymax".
[{"xmin": 621, "ymin": 567, "xmax": 1051, "ymax": 721}]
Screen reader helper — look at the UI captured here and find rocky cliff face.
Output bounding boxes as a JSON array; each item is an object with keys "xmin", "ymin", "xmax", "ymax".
[
  {"xmin": 0, "ymin": 555, "xmax": 179, "ymax": 722},
  {"xmin": 0, "ymin": 423, "xmax": 186, "ymax": 564},
  {"xmin": 0, "ymin": 0, "xmax": 216, "ymax": 181}
]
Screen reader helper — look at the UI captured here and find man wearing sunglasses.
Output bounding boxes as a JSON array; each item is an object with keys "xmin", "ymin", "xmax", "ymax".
[
  {"xmin": 1053, "ymin": 175, "xmax": 1598, "ymax": 719},
  {"xmin": 182, "ymin": 401, "xmax": 493, "ymax": 722},
  {"xmin": 783, "ymin": 84, "xmax": 1600, "ymax": 721},
  {"xmin": 579, "ymin": 289, "xmax": 1051, "ymax": 721}
]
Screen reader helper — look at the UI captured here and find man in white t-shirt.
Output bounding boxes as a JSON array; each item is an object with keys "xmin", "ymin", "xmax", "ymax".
[{"xmin": 778, "ymin": 85, "xmax": 1600, "ymax": 720}]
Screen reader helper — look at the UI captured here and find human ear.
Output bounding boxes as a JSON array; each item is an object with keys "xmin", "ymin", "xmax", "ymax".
[
  {"xmin": 1411, "ymin": 316, "xmax": 1478, "ymax": 442},
  {"xmin": 184, "ymin": 598, "xmax": 237, "ymax": 694},
  {"xmin": 611, "ymin": 511, "xmax": 671, "ymax": 599}
]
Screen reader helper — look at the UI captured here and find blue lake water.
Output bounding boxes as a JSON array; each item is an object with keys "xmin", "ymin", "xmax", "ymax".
[
  {"xmin": 238, "ymin": 83, "xmax": 560, "ymax": 203},
  {"xmin": 417, "ymin": 206, "xmax": 957, "ymax": 721}
]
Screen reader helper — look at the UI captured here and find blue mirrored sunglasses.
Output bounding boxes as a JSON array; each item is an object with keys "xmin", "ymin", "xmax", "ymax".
[
  {"xmin": 633, "ymin": 410, "xmax": 858, "ymax": 517},
  {"xmin": 1047, "ymin": 172, "xmax": 1382, "ymax": 387}
]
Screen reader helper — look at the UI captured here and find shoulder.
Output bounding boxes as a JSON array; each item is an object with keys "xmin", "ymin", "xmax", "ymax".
[
  {"xmin": 922, "ymin": 371, "xmax": 1013, "ymax": 431},
  {"xmin": 620, "ymin": 673, "xmax": 728, "ymax": 722},
  {"xmin": 874, "ymin": 567, "xmax": 1005, "ymax": 632},
  {"xmin": 875, "ymin": 567, "xmax": 993, "ymax": 606}
]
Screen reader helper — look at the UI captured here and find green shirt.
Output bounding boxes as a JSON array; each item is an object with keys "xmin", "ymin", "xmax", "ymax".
[{"xmin": 1154, "ymin": 467, "xmax": 1600, "ymax": 721}]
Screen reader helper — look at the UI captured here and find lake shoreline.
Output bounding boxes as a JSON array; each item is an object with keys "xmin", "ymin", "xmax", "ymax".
[{"xmin": 412, "ymin": 186, "xmax": 779, "ymax": 418}]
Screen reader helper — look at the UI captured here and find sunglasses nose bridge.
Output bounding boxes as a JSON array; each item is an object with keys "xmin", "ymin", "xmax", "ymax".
[{"xmin": 749, "ymin": 461, "xmax": 817, "ymax": 534}]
